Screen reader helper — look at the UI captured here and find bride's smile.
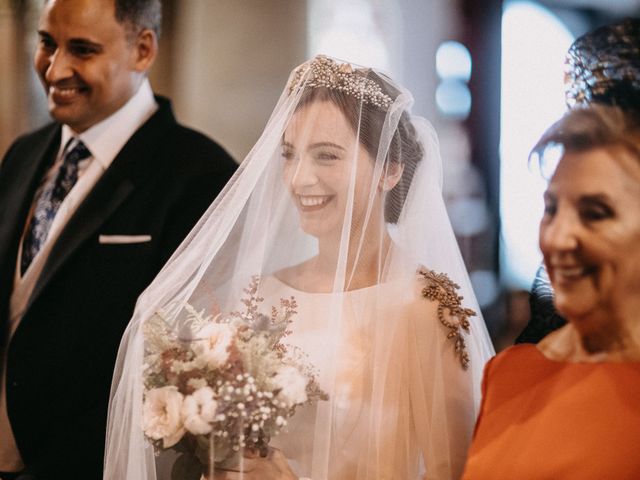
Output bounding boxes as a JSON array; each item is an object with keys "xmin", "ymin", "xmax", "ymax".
[{"xmin": 297, "ymin": 194, "xmax": 333, "ymax": 209}]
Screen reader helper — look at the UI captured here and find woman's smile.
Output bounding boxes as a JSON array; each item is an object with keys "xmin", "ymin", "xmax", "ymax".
[
  {"xmin": 297, "ymin": 194, "xmax": 333, "ymax": 211},
  {"xmin": 548, "ymin": 262, "xmax": 596, "ymax": 286}
]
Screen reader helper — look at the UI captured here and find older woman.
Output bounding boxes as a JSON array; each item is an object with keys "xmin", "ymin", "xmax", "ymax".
[
  {"xmin": 462, "ymin": 104, "xmax": 640, "ymax": 479},
  {"xmin": 517, "ymin": 17, "xmax": 640, "ymax": 343}
]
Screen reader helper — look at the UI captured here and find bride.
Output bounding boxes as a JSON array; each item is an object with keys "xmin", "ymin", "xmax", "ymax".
[{"xmin": 104, "ymin": 55, "xmax": 494, "ymax": 480}]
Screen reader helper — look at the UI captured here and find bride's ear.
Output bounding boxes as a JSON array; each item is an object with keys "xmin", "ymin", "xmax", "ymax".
[{"xmin": 380, "ymin": 162, "xmax": 404, "ymax": 191}]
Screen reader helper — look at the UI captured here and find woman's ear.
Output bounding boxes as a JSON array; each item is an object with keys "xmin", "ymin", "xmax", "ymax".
[{"xmin": 380, "ymin": 162, "xmax": 404, "ymax": 191}]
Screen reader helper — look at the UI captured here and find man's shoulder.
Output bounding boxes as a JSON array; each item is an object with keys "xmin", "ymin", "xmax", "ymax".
[
  {"xmin": 9, "ymin": 122, "xmax": 59, "ymax": 150},
  {"xmin": 148, "ymin": 115, "xmax": 236, "ymax": 179},
  {"xmin": 169, "ymin": 122, "xmax": 230, "ymax": 157},
  {"xmin": 2, "ymin": 122, "xmax": 59, "ymax": 167},
  {"xmin": 157, "ymin": 122, "xmax": 236, "ymax": 178},
  {"xmin": 139, "ymin": 97, "xmax": 235, "ymax": 169},
  {"xmin": 150, "ymin": 96, "xmax": 226, "ymax": 151}
]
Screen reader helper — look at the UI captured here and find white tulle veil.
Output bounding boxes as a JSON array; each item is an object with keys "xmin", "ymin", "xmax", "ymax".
[{"xmin": 104, "ymin": 55, "xmax": 494, "ymax": 480}]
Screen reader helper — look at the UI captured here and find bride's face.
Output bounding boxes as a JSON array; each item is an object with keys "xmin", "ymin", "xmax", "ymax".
[{"xmin": 282, "ymin": 100, "xmax": 380, "ymax": 240}]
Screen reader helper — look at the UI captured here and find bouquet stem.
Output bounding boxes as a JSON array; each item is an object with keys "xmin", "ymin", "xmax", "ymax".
[{"xmin": 206, "ymin": 434, "xmax": 215, "ymax": 480}]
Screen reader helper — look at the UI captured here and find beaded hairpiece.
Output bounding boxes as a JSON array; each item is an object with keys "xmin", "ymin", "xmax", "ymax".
[{"xmin": 288, "ymin": 55, "xmax": 394, "ymax": 110}]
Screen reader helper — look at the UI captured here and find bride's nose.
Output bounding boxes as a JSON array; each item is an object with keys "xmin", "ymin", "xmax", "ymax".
[{"xmin": 290, "ymin": 155, "xmax": 319, "ymax": 188}]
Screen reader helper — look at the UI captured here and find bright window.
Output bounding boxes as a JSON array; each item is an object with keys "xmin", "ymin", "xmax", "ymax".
[{"xmin": 500, "ymin": 1, "xmax": 574, "ymax": 289}]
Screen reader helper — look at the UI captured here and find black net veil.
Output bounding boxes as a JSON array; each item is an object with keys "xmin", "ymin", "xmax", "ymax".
[
  {"xmin": 105, "ymin": 55, "xmax": 494, "ymax": 480},
  {"xmin": 565, "ymin": 17, "xmax": 640, "ymax": 110}
]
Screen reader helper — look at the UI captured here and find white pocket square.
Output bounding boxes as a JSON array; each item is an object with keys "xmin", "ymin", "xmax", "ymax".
[{"xmin": 99, "ymin": 234, "xmax": 152, "ymax": 244}]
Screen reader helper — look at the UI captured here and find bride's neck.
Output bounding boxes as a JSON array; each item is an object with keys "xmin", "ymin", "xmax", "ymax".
[{"xmin": 317, "ymin": 220, "xmax": 391, "ymax": 290}]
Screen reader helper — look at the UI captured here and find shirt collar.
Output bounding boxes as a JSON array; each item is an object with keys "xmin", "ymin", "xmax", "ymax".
[{"xmin": 61, "ymin": 78, "xmax": 158, "ymax": 171}]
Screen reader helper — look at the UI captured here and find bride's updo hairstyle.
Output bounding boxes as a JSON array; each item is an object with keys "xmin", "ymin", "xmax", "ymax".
[{"xmin": 289, "ymin": 56, "xmax": 424, "ymax": 224}]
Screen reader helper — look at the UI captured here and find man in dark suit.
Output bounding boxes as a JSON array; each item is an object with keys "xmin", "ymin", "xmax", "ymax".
[{"xmin": 0, "ymin": 1, "xmax": 236, "ymax": 478}]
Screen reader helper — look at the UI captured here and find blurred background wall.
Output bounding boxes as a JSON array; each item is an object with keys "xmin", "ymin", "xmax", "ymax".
[{"xmin": 2, "ymin": 0, "xmax": 639, "ymax": 350}]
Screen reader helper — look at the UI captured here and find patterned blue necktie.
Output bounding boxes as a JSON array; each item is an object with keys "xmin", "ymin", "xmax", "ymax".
[{"xmin": 21, "ymin": 140, "xmax": 92, "ymax": 275}]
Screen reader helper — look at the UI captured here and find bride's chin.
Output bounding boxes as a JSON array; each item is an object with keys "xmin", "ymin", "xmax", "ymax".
[
  {"xmin": 299, "ymin": 224, "xmax": 325, "ymax": 238},
  {"xmin": 297, "ymin": 216, "xmax": 337, "ymax": 238}
]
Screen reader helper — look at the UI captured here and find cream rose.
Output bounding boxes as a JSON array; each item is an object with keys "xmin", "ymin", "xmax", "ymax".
[
  {"xmin": 182, "ymin": 386, "xmax": 218, "ymax": 435},
  {"xmin": 192, "ymin": 323, "xmax": 235, "ymax": 368},
  {"xmin": 143, "ymin": 386, "xmax": 186, "ymax": 448}
]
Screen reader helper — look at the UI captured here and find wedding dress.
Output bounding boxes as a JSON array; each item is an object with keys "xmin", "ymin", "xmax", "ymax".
[
  {"xmin": 104, "ymin": 55, "xmax": 494, "ymax": 480},
  {"xmin": 259, "ymin": 274, "xmax": 480, "ymax": 479}
]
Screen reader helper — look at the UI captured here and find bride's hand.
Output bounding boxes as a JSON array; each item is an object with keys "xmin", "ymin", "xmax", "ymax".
[{"xmin": 212, "ymin": 448, "xmax": 297, "ymax": 479}]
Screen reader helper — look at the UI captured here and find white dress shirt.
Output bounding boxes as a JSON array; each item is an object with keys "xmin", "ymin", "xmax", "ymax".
[{"xmin": 0, "ymin": 79, "xmax": 157, "ymax": 471}]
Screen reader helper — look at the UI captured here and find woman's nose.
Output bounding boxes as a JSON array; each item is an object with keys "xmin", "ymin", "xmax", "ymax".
[
  {"xmin": 290, "ymin": 157, "xmax": 318, "ymax": 188},
  {"xmin": 539, "ymin": 210, "xmax": 579, "ymax": 254}
]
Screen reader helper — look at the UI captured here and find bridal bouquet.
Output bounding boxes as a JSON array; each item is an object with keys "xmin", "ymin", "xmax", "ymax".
[{"xmin": 142, "ymin": 277, "xmax": 327, "ymax": 480}]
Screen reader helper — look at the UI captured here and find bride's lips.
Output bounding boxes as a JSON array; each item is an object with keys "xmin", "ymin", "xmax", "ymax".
[
  {"xmin": 296, "ymin": 195, "xmax": 332, "ymax": 212},
  {"xmin": 49, "ymin": 85, "xmax": 88, "ymax": 105}
]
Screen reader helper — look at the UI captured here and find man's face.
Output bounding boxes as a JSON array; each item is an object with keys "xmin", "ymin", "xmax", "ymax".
[{"xmin": 34, "ymin": 0, "xmax": 148, "ymax": 133}]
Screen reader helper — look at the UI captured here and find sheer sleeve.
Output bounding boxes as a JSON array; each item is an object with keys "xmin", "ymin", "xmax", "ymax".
[{"xmin": 407, "ymin": 274, "xmax": 482, "ymax": 480}]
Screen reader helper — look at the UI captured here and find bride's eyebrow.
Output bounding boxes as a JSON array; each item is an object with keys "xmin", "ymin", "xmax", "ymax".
[{"xmin": 309, "ymin": 142, "xmax": 346, "ymax": 150}]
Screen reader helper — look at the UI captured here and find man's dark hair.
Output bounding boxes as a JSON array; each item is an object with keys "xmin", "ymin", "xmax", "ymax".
[
  {"xmin": 43, "ymin": 0, "xmax": 162, "ymax": 39},
  {"xmin": 114, "ymin": 0, "xmax": 162, "ymax": 40}
]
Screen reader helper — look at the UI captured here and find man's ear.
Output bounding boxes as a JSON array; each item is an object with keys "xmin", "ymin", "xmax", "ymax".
[
  {"xmin": 380, "ymin": 162, "xmax": 404, "ymax": 191},
  {"xmin": 133, "ymin": 28, "xmax": 158, "ymax": 72}
]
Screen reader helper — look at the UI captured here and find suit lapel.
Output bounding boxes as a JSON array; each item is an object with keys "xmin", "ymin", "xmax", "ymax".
[
  {"xmin": 0, "ymin": 125, "xmax": 59, "ymax": 292},
  {"xmin": 27, "ymin": 98, "xmax": 176, "ymax": 309}
]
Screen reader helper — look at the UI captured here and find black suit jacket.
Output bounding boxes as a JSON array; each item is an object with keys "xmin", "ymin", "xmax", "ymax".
[{"xmin": 0, "ymin": 96, "xmax": 236, "ymax": 479}]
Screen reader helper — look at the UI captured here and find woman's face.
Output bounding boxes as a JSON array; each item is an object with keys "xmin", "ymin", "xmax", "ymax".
[
  {"xmin": 539, "ymin": 146, "xmax": 640, "ymax": 323},
  {"xmin": 282, "ymin": 100, "xmax": 380, "ymax": 240}
]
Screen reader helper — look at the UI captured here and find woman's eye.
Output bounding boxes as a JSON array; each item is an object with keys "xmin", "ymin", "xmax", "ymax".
[
  {"xmin": 316, "ymin": 152, "xmax": 339, "ymax": 161},
  {"xmin": 281, "ymin": 150, "xmax": 296, "ymax": 161}
]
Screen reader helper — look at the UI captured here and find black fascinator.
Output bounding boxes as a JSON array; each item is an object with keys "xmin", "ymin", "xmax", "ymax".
[{"xmin": 565, "ymin": 18, "xmax": 640, "ymax": 111}]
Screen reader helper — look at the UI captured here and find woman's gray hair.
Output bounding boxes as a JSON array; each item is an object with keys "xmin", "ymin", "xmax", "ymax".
[{"xmin": 532, "ymin": 104, "xmax": 640, "ymax": 171}]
